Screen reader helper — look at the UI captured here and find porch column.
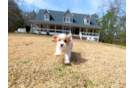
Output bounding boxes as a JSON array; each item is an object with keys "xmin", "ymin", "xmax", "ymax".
[
  {"xmin": 79, "ymin": 27, "xmax": 81, "ymax": 35},
  {"xmin": 38, "ymin": 24, "xmax": 41, "ymax": 33},
  {"xmin": 79, "ymin": 27, "xmax": 82, "ymax": 40},
  {"xmin": 98, "ymin": 30, "xmax": 100, "ymax": 42},
  {"xmin": 86, "ymin": 28, "xmax": 88, "ymax": 35},
  {"xmin": 39, "ymin": 24, "xmax": 41, "ymax": 32},
  {"xmin": 55, "ymin": 25, "xmax": 56, "ymax": 33}
]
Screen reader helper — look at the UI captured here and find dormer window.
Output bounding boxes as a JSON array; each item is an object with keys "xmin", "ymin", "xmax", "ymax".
[
  {"xmin": 46, "ymin": 14, "xmax": 48, "ymax": 19},
  {"xmin": 66, "ymin": 17, "xmax": 70, "ymax": 22},
  {"xmin": 63, "ymin": 9, "xmax": 73, "ymax": 23},
  {"xmin": 87, "ymin": 20, "xmax": 89, "ymax": 23},
  {"xmin": 44, "ymin": 9, "xmax": 50, "ymax": 21},
  {"xmin": 84, "ymin": 14, "xmax": 91, "ymax": 25}
]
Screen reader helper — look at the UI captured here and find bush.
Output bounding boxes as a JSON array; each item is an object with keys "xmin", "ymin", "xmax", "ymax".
[
  {"xmin": 38, "ymin": 31, "xmax": 41, "ymax": 35},
  {"xmin": 47, "ymin": 31, "xmax": 49, "ymax": 35},
  {"xmin": 28, "ymin": 31, "xmax": 31, "ymax": 34}
]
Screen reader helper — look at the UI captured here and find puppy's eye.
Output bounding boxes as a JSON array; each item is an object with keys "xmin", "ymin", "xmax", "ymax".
[
  {"xmin": 64, "ymin": 40, "xmax": 66, "ymax": 42},
  {"xmin": 59, "ymin": 39, "xmax": 61, "ymax": 41}
]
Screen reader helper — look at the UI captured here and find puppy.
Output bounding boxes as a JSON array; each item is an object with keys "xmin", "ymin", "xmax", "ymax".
[{"xmin": 51, "ymin": 33, "xmax": 73, "ymax": 64}]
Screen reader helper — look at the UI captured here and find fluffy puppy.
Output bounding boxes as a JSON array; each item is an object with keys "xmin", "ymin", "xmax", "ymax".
[{"xmin": 51, "ymin": 34, "xmax": 73, "ymax": 64}]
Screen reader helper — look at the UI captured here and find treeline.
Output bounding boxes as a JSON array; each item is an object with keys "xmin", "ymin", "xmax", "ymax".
[{"xmin": 8, "ymin": 0, "xmax": 37, "ymax": 32}]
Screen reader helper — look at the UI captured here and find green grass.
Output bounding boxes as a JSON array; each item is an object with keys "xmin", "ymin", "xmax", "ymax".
[
  {"xmin": 20, "ymin": 59, "xmax": 31, "ymax": 64},
  {"xmin": 55, "ymin": 67, "xmax": 62, "ymax": 71},
  {"xmin": 84, "ymin": 80, "xmax": 94, "ymax": 88},
  {"xmin": 62, "ymin": 65, "xmax": 67, "ymax": 68}
]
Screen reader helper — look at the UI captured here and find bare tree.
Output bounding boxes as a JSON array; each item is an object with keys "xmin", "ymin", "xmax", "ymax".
[{"xmin": 98, "ymin": 0, "xmax": 106, "ymax": 17}]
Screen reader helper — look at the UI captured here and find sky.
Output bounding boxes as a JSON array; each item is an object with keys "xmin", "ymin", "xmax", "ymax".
[{"xmin": 17, "ymin": 0, "xmax": 104, "ymax": 15}]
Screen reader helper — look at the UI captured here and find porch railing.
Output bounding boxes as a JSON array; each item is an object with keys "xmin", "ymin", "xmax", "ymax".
[
  {"xmin": 32, "ymin": 28, "xmax": 71, "ymax": 34},
  {"xmin": 79, "ymin": 32, "xmax": 99, "ymax": 41},
  {"xmin": 81, "ymin": 32, "xmax": 99, "ymax": 36}
]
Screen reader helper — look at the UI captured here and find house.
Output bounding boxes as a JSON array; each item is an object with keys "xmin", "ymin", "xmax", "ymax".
[{"xmin": 29, "ymin": 9, "xmax": 102, "ymax": 41}]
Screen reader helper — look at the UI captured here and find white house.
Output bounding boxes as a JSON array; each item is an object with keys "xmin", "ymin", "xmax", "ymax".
[{"xmin": 29, "ymin": 9, "xmax": 102, "ymax": 42}]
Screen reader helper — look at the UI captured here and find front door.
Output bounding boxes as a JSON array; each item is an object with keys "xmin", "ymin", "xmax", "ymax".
[
  {"xmin": 71, "ymin": 28, "xmax": 79, "ymax": 35},
  {"xmin": 75, "ymin": 28, "xmax": 79, "ymax": 34}
]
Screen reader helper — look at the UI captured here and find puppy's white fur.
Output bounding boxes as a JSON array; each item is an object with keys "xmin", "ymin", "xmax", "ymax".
[{"xmin": 51, "ymin": 34, "xmax": 73, "ymax": 64}]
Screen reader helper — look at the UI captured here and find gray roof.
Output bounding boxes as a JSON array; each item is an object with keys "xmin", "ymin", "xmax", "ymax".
[{"xmin": 29, "ymin": 9, "xmax": 101, "ymax": 29}]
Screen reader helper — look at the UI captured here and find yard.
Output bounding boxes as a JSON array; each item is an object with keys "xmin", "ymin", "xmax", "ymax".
[{"xmin": 8, "ymin": 33, "xmax": 126, "ymax": 88}]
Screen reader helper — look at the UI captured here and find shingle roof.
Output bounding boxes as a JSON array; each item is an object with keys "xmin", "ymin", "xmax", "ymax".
[{"xmin": 29, "ymin": 9, "xmax": 101, "ymax": 29}]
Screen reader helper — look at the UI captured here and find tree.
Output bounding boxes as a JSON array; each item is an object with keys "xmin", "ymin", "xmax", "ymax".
[
  {"xmin": 8, "ymin": 0, "xmax": 25, "ymax": 32},
  {"xmin": 100, "ymin": 11, "xmax": 117, "ymax": 43},
  {"xmin": 23, "ymin": 11, "xmax": 37, "ymax": 26},
  {"xmin": 97, "ymin": 0, "xmax": 126, "ymax": 45}
]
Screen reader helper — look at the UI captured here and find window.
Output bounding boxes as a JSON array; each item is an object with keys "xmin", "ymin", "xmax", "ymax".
[
  {"xmin": 67, "ymin": 18, "xmax": 69, "ymax": 21},
  {"xmin": 66, "ymin": 17, "xmax": 70, "ymax": 22},
  {"xmin": 46, "ymin": 15, "xmax": 48, "ymax": 19},
  {"xmin": 87, "ymin": 20, "xmax": 89, "ymax": 23}
]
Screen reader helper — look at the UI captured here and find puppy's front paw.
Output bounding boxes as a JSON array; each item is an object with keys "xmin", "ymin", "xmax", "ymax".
[
  {"xmin": 55, "ymin": 53, "xmax": 61, "ymax": 56},
  {"xmin": 64, "ymin": 62, "xmax": 70, "ymax": 65}
]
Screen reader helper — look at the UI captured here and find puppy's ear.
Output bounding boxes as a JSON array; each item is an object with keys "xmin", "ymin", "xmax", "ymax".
[
  {"xmin": 51, "ymin": 35, "xmax": 58, "ymax": 42},
  {"xmin": 67, "ymin": 34, "xmax": 72, "ymax": 38}
]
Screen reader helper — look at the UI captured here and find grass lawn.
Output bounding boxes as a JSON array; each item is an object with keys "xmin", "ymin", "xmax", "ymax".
[{"xmin": 8, "ymin": 33, "xmax": 126, "ymax": 88}]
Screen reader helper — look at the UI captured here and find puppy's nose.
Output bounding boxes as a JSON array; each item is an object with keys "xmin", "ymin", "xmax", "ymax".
[{"xmin": 61, "ymin": 44, "xmax": 63, "ymax": 47}]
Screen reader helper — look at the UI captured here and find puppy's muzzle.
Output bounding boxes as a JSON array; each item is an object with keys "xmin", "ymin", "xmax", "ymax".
[{"xmin": 61, "ymin": 44, "xmax": 63, "ymax": 47}]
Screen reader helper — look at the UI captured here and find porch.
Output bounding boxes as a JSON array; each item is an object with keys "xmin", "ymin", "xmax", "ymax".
[{"xmin": 30, "ymin": 22, "xmax": 100, "ymax": 42}]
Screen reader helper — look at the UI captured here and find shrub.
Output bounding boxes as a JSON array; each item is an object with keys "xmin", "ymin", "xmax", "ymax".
[
  {"xmin": 38, "ymin": 31, "xmax": 41, "ymax": 35},
  {"xmin": 28, "ymin": 31, "xmax": 31, "ymax": 34},
  {"xmin": 46, "ymin": 31, "xmax": 49, "ymax": 35}
]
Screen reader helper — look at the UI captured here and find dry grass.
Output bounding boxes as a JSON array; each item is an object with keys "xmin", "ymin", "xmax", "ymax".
[{"xmin": 8, "ymin": 33, "xmax": 126, "ymax": 88}]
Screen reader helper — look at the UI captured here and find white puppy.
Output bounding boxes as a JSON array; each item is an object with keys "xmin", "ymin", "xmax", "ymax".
[{"xmin": 51, "ymin": 34, "xmax": 73, "ymax": 64}]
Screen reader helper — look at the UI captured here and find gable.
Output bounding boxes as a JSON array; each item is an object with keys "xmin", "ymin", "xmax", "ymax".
[
  {"xmin": 44, "ymin": 9, "xmax": 50, "ymax": 14},
  {"xmin": 85, "ymin": 15, "xmax": 91, "ymax": 19},
  {"xmin": 44, "ymin": 11, "xmax": 49, "ymax": 14},
  {"xmin": 86, "ymin": 16, "xmax": 90, "ymax": 20},
  {"xmin": 63, "ymin": 9, "xmax": 73, "ymax": 16},
  {"xmin": 64, "ymin": 11, "xmax": 73, "ymax": 18}
]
